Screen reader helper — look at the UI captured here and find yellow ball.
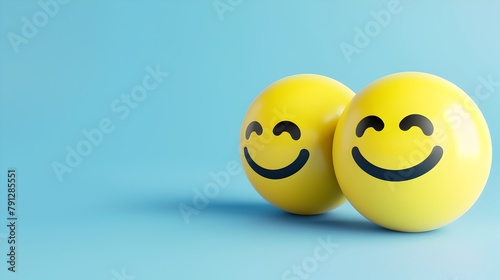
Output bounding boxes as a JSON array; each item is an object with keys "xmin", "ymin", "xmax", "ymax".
[
  {"xmin": 240, "ymin": 74, "xmax": 354, "ymax": 215},
  {"xmin": 333, "ymin": 72, "xmax": 492, "ymax": 232}
]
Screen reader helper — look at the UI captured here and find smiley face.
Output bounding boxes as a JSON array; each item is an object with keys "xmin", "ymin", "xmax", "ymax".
[
  {"xmin": 240, "ymin": 74, "xmax": 354, "ymax": 215},
  {"xmin": 243, "ymin": 120, "xmax": 310, "ymax": 179},
  {"xmin": 352, "ymin": 114, "xmax": 443, "ymax": 181},
  {"xmin": 333, "ymin": 72, "xmax": 492, "ymax": 232}
]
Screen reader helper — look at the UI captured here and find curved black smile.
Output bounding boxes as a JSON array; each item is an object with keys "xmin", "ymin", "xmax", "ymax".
[
  {"xmin": 244, "ymin": 147, "xmax": 310, "ymax": 179},
  {"xmin": 352, "ymin": 146, "xmax": 443, "ymax": 182}
]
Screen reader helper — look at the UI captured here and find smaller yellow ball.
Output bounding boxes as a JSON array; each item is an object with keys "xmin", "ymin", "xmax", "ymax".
[{"xmin": 240, "ymin": 74, "xmax": 355, "ymax": 215}]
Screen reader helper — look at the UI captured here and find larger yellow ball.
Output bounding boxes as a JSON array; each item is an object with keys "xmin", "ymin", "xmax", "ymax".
[{"xmin": 333, "ymin": 72, "xmax": 492, "ymax": 232}]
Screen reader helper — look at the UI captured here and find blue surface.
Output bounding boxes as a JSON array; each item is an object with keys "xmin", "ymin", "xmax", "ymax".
[{"xmin": 0, "ymin": 1, "xmax": 499, "ymax": 279}]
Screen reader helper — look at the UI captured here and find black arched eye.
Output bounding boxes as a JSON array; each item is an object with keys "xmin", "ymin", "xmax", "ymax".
[
  {"xmin": 273, "ymin": 121, "xmax": 301, "ymax": 140},
  {"xmin": 399, "ymin": 114, "xmax": 433, "ymax": 136},
  {"xmin": 356, "ymin": 115, "xmax": 384, "ymax": 137},
  {"xmin": 245, "ymin": 121, "xmax": 263, "ymax": 139}
]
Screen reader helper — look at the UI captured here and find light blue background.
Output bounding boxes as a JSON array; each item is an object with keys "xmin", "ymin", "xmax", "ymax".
[{"xmin": 0, "ymin": 1, "xmax": 499, "ymax": 279}]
